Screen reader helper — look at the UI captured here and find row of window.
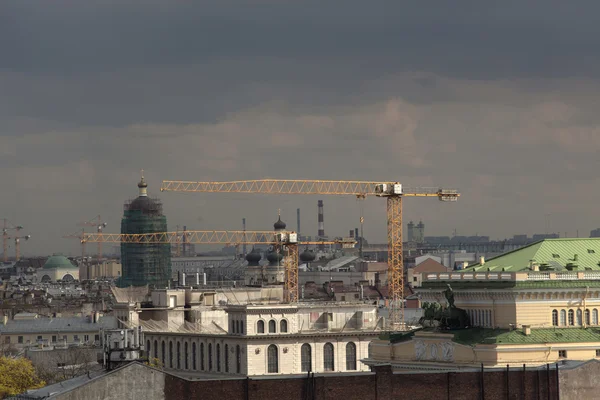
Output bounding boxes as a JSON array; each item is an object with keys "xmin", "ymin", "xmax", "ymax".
[
  {"xmin": 551, "ymin": 309, "xmax": 599, "ymax": 326},
  {"xmin": 257, "ymin": 319, "xmax": 288, "ymax": 334},
  {"xmin": 4, "ymin": 334, "xmax": 98, "ymax": 345},
  {"xmin": 149, "ymin": 340, "xmax": 242, "ymax": 373},
  {"xmin": 298, "ymin": 342, "xmax": 357, "ymax": 373},
  {"xmin": 146, "ymin": 340, "xmax": 358, "ymax": 374}
]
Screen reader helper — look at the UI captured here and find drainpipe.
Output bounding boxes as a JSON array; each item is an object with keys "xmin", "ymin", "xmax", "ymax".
[{"xmin": 583, "ymin": 286, "xmax": 589, "ymax": 327}]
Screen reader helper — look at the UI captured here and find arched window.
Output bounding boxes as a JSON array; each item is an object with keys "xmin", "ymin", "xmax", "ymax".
[
  {"xmin": 577, "ymin": 309, "xmax": 583, "ymax": 326},
  {"xmin": 225, "ymin": 344, "xmax": 229, "ymax": 373},
  {"xmin": 161, "ymin": 341, "xmax": 166, "ymax": 366},
  {"xmin": 346, "ymin": 342, "xmax": 357, "ymax": 370},
  {"xmin": 184, "ymin": 342, "xmax": 189, "ymax": 369},
  {"xmin": 552, "ymin": 310, "xmax": 559, "ymax": 326},
  {"xmin": 217, "ymin": 343, "xmax": 221, "ymax": 372},
  {"xmin": 586, "ymin": 309, "xmax": 591, "ymax": 326},
  {"xmin": 147, "ymin": 340, "xmax": 151, "ymax": 359},
  {"xmin": 301, "ymin": 343, "xmax": 312, "ymax": 372},
  {"xmin": 560, "ymin": 310, "xmax": 567, "ymax": 326},
  {"xmin": 200, "ymin": 343, "xmax": 205, "ymax": 370},
  {"xmin": 280, "ymin": 320, "xmax": 288, "ymax": 333},
  {"xmin": 267, "ymin": 345, "xmax": 278, "ymax": 373},
  {"xmin": 192, "ymin": 342, "xmax": 197, "ymax": 370},
  {"xmin": 169, "ymin": 341, "xmax": 173, "ymax": 368},
  {"xmin": 568, "ymin": 310, "xmax": 575, "ymax": 326},
  {"xmin": 236, "ymin": 321, "xmax": 240, "ymax": 334},
  {"xmin": 594, "ymin": 309, "xmax": 599, "ymax": 325},
  {"xmin": 154, "ymin": 340, "xmax": 158, "ymax": 360},
  {"xmin": 236, "ymin": 345, "xmax": 241, "ymax": 373},
  {"xmin": 269, "ymin": 320, "xmax": 277, "ymax": 333},
  {"xmin": 177, "ymin": 341, "xmax": 181, "ymax": 369},
  {"xmin": 208, "ymin": 343, "xmax": 213, "ymax": 371},
  {"xmin": 257, "ymin": 320, "xmax": 265, "ymax": 334},
  {"xmin": 240, "ymin": 322, "xmax": 244, "ymax": 334},
  {"xmin": 324, "ymin": 343, "xmax": 334, "ymax": 371}
]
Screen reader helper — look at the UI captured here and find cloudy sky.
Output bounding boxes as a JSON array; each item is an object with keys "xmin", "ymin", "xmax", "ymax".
[{"xmin": 2, "ymin": 1, "xmax": 600, "ymax": 257}]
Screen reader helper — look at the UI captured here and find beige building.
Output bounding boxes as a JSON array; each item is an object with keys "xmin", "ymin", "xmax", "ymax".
[
  {"xmin": 111, "ymin": 286, "xmax": 382, "ymax": 376},
  {"xmin": 79, "ymin": 260, "xmax": 122, "ymax": 280},
  {"xmin": 366, "ymin": 238, "xmax": 600, "ymax": 370}
]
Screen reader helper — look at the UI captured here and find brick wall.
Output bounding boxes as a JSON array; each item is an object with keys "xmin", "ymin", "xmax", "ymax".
[{"xmin": 162, "ymin": 365, "xmax": 560, "ymax": 400}]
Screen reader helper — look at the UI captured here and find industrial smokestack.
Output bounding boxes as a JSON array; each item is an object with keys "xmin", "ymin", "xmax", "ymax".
[
  {"xmin": 183, "ymin": 225, "xmax": 187, "ymax": 256},
  {"xmin": 297, "ymin": 209, "xmax": 301, "ymax": 238},
  {"xmin": 242, "ymin": 218, "xmax": 247, "ymax": 256},
  {"xmin": 318, "ymin": 200, "xmax": 325, "ymax": 250}
]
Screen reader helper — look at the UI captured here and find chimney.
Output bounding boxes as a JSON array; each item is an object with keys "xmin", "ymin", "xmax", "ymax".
[
  {"xmin": 522, "ymin": 325, "xmax": 531, "ymax": 336},
  {"xmin": 318, "ymin": 200, "xmax": 325, "ymax": 250},
  {"xmin": 242, "ymin": 218, "xmax": 247, "ymax": 256},
  {"xmin": 2, "ymin": 315, "xmax": 7, "ymax": 325},
  {"xmin": 479, "ymin": 256, "xmax": 485, "ymax": 265}
]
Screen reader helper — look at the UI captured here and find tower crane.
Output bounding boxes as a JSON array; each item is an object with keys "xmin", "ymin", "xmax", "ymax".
[
  {"xmin": 81, "ymin": 230, "xmax": 355, "ymax": 303},
  {"xmin": 2, "ymin": 219, "xmax": 28, "ymax": 262},
  {"xmin": 78, "ymin": 215, "xmax": 107, "ymax": 261},
  {"xmin": 62, "ymin": 228, "xmax": 87, "ymax": 260},
  {"xmin": 160, "ymin": 179, "xmax": 460, "ymax": 330}
]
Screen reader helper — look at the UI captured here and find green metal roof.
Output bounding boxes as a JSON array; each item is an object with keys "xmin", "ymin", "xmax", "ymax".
[
  {"xmin": 421, "ymin": 280, "xmax": 600, "ymax": 290},
  {"xmin": 463, "ymin": 238, "xmax": 600, "ymax": 272},
  {"xmin": 43, "ymin": 254, "xmax": 76, "ymax": 270},
  {"xmin": 450, "ymin": 327, "xmax": 600, "ymax": 345}
]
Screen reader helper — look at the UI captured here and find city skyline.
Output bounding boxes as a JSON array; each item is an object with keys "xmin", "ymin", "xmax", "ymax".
[{"xmin": 3, "ymin": 2, "xmax": 600, "ymax": 256}]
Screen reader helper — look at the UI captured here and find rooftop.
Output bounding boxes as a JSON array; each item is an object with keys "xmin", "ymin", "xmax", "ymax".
[
  {"xmin": 463, "ymin": 238, "xmax": 600, "ymax": 272},
  {"xmin": 450, "ymin": 327, "xmax": 600, "ymax": 346},
  {"xmin": 0, "ymin": 315, "xmax": 118, "ymax": 334}
]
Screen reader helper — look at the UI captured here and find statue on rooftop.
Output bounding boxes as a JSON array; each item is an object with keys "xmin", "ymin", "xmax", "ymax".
[{"xmin": 444, "ymin": 284, "xmax": 455, "ymax": 308}]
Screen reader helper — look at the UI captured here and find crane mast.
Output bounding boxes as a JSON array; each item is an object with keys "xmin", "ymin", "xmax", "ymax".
[{"xmin": 161, "ymin": 179, "xmax": 459, "ymax": 330}]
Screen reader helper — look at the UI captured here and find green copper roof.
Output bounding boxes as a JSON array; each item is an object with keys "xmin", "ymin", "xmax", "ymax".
[
  {"xmin": 450, "ymin": 327, "xmax": 600, "ymax": 345},
  {"xmin": 463, "ymin": 238, "xmax": 600, "ymax": 272},
  {"xmin": 43, "ymin": 254, "xmax": 75, "ymax": 270}
]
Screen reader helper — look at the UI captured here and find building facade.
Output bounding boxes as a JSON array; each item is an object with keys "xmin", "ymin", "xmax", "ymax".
[
  {"xmin": 143, "ymin": 303, "xmax": 378, "ymax": 376},
  {"xmin": 366, "ymin": 239, "xmax": 600, "ymax": 370}
]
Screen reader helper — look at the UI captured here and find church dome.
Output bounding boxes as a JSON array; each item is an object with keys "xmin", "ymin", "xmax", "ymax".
[
  {"xmin": 299, "ymin": 249, "xmax": 316, "ymax": 263},
  {"xmin": 267, "ymin": 250, "xmax": 283, "ymax": 265},
  {"xmin": 274, "ymin": 216, "xmax": 286, "ymax": 231},
  {"xmin": 44, "ymin": 254, "xmax": 75, "ymax": 270},
  {"xmin": 245, "ymin": 248, "xmax": 262, "ymax": 266}
]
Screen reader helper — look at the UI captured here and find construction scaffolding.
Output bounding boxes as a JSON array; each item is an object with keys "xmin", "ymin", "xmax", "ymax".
[{"xmin": 120, "ymin": 196, "xmax": 171, "ymax": 288}]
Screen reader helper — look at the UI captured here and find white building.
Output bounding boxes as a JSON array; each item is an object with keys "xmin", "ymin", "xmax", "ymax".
[{"xmin": 113, "ymin": 287, "xmax": 382, "ymax": 376}]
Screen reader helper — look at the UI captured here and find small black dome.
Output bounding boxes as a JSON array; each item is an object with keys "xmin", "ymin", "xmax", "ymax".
[
  {"xmin": 299, "ymin": 249, "xmax": 316, "ymax": 262},
  {"xmin": 267, "ymin": 250, "xmax": 283, "ymax": 265},
  {"xmin": 274, "ymin": 216, "xmax": 286, "ymax": 230},
  {"xmin": 245, "ymin": 249, "xmax": 262, "ymax": 266}
]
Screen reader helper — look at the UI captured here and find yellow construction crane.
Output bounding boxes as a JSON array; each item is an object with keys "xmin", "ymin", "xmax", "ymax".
[
  {"xmin": 2, "ymin": 219, "xmax": 29, "ymax": 262},
  {"xmin": 82, "ymin": 230, "xmax": 355, "ymax": 303},
  {"xmin": 160, "ymin": 179, "xmax": 460, "ymax": 329},
  {"xmin": 62, "ymin": 228, "xmax": 87, "ymax": 260},
  {"xmin": 78, "ymin": 215, "xmax": 107, "ymax": 261}
]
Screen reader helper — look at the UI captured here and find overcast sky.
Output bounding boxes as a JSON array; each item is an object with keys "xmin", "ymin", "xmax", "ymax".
[{"xmin": 2, "ymin": 1, "xmax": 600, "ymax": 257}]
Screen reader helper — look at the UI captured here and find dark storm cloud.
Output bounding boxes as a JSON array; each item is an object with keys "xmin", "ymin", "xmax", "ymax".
[{"xmin": 2, "ymin": 1, "xmax": 600, "ymax": 255}]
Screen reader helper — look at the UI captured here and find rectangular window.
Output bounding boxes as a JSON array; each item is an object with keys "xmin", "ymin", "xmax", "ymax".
[
  {"xmin": 18, "ymin": 336, "xmax": 23, "ymax": 344},
  {"xmin": 596, "ymin": 349, "xmax": 600, "ymax": 357},
  {"xmin": 95, "ymin": 335, "xmax": 100, "ymax": 342},
  {"xmin": 52, "ymin": 336, "xmax": 57, "ymax": 343},
  {"xmin": 37, "ymin": 336, "xmax": 42, "ymax": 341},
  {"xmin": 4, "ymin": 337, "xmax": 10, "ymax": 344},
  {"xmin": 559, "ymin": 350, "xmax": 567, "ymax": 358},
  {"xmin": 84, "ymin": 335, "xmax": 89, "ymax": 342},
  {"xmin": 73, "ymin": 335, "xmax": 79, "ymax": 342}
]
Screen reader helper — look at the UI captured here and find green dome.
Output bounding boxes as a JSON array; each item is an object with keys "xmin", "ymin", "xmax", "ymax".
[{"xmin": 44, "ymin": 254, "xmax": 75, "ymax": 270}]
